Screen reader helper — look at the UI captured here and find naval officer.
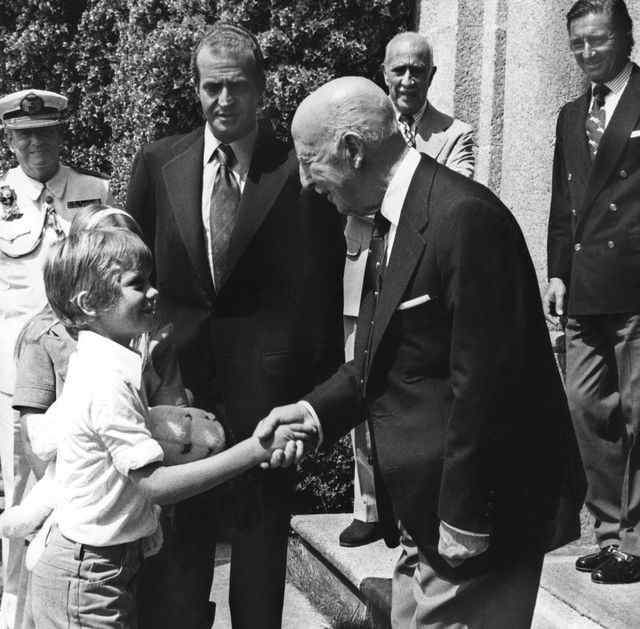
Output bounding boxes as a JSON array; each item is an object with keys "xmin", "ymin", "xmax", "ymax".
[{"xmin": 0, "ymin": 88, "xmax": 112, "ymax": 629}]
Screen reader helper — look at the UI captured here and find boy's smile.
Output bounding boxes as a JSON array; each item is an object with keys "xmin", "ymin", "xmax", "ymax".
[{"xmin": 95, "ymin": 269, "xmax": 158, "ymax": 347}]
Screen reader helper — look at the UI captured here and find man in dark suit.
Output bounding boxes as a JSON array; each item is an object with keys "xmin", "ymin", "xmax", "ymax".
[
  {"xmin": 260, "ymin": 76, "xmax": 580, "ymax": 627},
  {"xmin": 339, "ymin": 30, "xmax": 476, "ymax": 550},
  {"xmin": 544, "ymin": 0, "xmax": 640, "ymax": 584},
  {"xmin": 126, "ymin": 23, "xmax": 343, "ymax": 628}
]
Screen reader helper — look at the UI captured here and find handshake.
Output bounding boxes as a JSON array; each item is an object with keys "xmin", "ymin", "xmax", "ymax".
[{"xmin": 252, "ymin": 402, "xmax": 320, "ymax": 469}]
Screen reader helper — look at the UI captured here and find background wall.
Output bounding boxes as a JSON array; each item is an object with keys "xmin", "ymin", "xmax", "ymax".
[{"xmin": 417, "ymin": 0, "xmax": 640, "ymax": 282}]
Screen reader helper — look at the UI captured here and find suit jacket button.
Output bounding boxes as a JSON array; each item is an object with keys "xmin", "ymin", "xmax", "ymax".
[
  {"xmin": 608, "ymin": 240, "xmax": 615, "ymax": 249},
  {"xmin": 609, "ymin": 202, "xmax": 618, "ymax": 212},
  {"xmin": 574, "ymin": 243, "xmax": 581, "ymax": 252},
  {"xmin": 567, "ymin": 172, "xmax": 573, "ymax": 182},
  {"xmin": 620, "ymin": 169, "xmax": 628, "ymax": 179},
  {"xmin": 360, "ymin": 378, "xmax": 364, "ymax": 385},
  {"xmin": 571, "ymin": 208, "xmax": 577, "ymax": 216}
]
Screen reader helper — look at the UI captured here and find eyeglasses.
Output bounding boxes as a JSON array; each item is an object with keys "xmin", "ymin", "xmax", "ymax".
[{"xmin": 569, "ymin": 33, "xmax": 615, "ymax": 53}]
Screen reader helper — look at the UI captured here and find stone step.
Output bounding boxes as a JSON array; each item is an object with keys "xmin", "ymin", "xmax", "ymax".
[{"xmin": 289, "ymin": 513, "xmax": 640, "ymax": 629}]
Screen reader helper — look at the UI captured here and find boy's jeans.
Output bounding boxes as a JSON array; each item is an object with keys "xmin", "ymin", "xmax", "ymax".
[{"xmin": 31, "ymin": 526, "xmax": 142, "ymax": 629}]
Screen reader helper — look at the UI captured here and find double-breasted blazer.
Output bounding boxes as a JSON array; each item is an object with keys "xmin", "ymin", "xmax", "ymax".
[
  {"xmin": 126, "ymin": 123, "xmax": 344, "ymax": 440},
  {"xmin": 306, "ymin": 156, "xmax": 582, "ymax": 576},
  {"xmin": 548, "ymin": 63, "xmax": 640, "ymax": 315}
]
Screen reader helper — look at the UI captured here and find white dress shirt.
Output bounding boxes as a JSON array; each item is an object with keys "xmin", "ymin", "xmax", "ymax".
[
  {"xmin": 590, "ymin": 61, "xmax": 633, "ymax": 128},
  {"xmin": 201, "ymin": 123, "xmax": 256, "ymax": 284}
]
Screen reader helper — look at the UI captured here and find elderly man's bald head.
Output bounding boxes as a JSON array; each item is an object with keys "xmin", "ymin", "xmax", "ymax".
[
  {"xmin": 383, "ymin": 31, "xmax": 435, "ymax": 116},
  {"xmin": 292, "ymin": 77, "xmax": 404, "ymax": 216},
  {"xmin": 293, "ymin": 77, "xmax": 396, "ymax": 149}
]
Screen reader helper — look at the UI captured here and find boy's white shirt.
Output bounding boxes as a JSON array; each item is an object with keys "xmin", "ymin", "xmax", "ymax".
[{"xmin": 53, "ymin": 330, "xmax": 164, "ymax": 546}]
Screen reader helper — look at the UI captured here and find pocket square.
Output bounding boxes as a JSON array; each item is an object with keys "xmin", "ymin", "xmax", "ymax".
[
  {"xmin": 397, "ymin": 294, "xmax": 431, "ymax": 310},
  {"xmin": 631, "ymin": 130, "xmax": 640, "ymax": 138}
]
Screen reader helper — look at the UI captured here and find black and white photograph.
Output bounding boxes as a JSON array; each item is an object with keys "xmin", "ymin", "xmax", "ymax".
[{"xmin": 0, "ymin": 1, "xmax": 639, "ymax": 627}]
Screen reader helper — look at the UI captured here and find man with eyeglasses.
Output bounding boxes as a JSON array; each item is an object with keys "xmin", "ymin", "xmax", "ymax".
[{"xmin": 544, "ymin": 0, "xmax": 640, "ymax": 584}]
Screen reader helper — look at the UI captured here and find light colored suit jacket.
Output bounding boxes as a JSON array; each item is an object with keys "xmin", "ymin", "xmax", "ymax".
[{"xmin": 414, "ymin": 103, "xmax": 475, "ymax": 178}]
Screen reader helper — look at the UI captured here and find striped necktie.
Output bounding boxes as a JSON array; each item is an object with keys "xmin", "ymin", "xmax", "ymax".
[
  {"xmin": 585, "ymin": 83, "xmax": 610, "ymax": 160},
  {"xmin": 210, "ymin": 144, "xmax": 241, "ymax": 288},
  {"xmin": 398, "ymin": 114, "xmax": 416, "ymax": 148}
]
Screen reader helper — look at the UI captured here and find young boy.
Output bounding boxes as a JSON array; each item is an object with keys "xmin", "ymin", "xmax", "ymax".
[{"xmin": 30, "ymin": 228, "xmax": 308, "ymax": 628}]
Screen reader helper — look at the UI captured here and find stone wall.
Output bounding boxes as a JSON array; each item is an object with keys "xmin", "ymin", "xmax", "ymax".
[{"xmin": 415, "ymin": 0, "xmax": 640, "ymax": 283}]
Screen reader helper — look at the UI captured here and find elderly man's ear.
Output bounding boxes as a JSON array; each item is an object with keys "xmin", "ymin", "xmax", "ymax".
[{"xmin": 342, "ymin": 132, "xmax": 365, "ymax": 169}]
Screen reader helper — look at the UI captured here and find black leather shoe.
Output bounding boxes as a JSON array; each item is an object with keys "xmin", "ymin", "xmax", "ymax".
[
  {"xmin": 592, "ymin": 550, "xmax": 640, "ymax": 584},
  {"xmin": 339, "ymin": 520, "xmax": 383, "ymax": 547},
  {"xmin": 575, "ymin": 545, "xmax": 618, "ymax": 572}
]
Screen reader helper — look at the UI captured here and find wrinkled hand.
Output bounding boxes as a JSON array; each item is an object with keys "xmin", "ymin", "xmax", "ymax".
[
  {"xmin": 543, "ymin": 277, "xmax": 566, "ymax": 326},
  {"xmin": 254, "ymin": 403, "xmax": 319, "ymax": 469}
]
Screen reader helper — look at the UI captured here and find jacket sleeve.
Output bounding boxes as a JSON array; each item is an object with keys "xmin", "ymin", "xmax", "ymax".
[
  {"xmin": 547, "ymin": 108, "xmax": 573, "ymax": 283},
  {"xmin": 126, "ymin": 147, "xmax": 156, "ymax": 252},
  {"xmin": 436, "ymin": 199, "xmax": 531, "ymax": 533}
]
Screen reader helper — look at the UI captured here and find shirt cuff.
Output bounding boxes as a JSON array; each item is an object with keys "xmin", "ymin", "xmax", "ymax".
[
  {"xmin": 298, "ymin": 400, "xmax": 324, "ymax": 450},
  {"xmin": 441, "ymin": 521, "xmax": 490, "ymax": 538},
  {"xmin": 117, "ymin": 439, "xmax": 164, "ymax": 476}
]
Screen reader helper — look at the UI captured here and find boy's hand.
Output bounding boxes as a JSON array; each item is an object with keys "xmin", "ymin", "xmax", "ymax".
[{"xmin": 254, "ymin": 403, "xmax": 319, "ymax": 469}]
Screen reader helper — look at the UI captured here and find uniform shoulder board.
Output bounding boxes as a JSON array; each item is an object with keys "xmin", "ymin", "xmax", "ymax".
[{"xmin": 70, "ymin": 165, "xmax": 109, "ymax": 180}]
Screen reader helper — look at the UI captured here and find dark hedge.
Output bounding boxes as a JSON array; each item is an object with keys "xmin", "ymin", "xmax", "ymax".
[{"xmin": 0, "ymin": 0, "xmax": 413, "ymax": 513}]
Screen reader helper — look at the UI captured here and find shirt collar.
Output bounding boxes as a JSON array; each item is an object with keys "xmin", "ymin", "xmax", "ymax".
[
  {"xmin": 380, "ymin": 148, "xmax": 422, "ymax": 227},
  {"xmin": 392, "ymin": 97, "xmax": 429, "ymax": 126},
  {"xmin": 203, "ymin": 123, "xmax": 257, "ymax": 178},
  {"xmin": 14, "ymin": 163, "xmax": 68, "ymax": 201},
  {"xmin": 76, "ymin": 330, "xmax": 143, "ymax": 388},
  {"xmin": 592, "ymin": 61, "xmax": 633, "ymax": 96}
]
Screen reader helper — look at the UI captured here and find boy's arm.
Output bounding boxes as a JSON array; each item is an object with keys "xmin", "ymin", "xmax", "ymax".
[{"xmin": 129, "ymin": 424, "xmax": 307, "ymax": 505}]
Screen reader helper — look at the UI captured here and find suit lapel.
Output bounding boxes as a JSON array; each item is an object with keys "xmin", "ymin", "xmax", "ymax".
[
  {"xmin": 567, "ymin": 94, "xmax": 592, "ymax": 193},
  {"xmin": 161, "ymin": 129, "xmax": 213, "ymax": 296},
  {"xmin": 415, "ymin": 106, "xmax": 447, "ymax": 159},
  {"xmin": 218, "ymin": 125, "xmax": 293, "ymax": 289},
  {"xmin": 581, "ymin": 65, "xmax": 640, "ymax": 217},
  {"xmin": 366, "ymin": 158, "xmax": 435, "ymax": 367}
]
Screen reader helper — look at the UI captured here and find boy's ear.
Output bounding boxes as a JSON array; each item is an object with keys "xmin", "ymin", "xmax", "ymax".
[{"xmin": 74, "ymin": 291, "xmax": 96, "ymax": 317}]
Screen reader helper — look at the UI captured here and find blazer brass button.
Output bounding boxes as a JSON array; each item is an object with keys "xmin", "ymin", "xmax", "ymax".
[
  {"xmin": 571, "ymin": 208, "xmax": 577, "ymax": 216},
  {"xmin": 574, "ymin": 243, "xmax": 582, "ymax": 252},
  {"xmin": 619, "ymin": 169, "xmax": 628, "ymax": 179},
  {"xmin": 608, "ymin": 240, "xmax": 615, "ymax": 249},
  {"xmin": 609, "ymin": 203, "xmax": 618, "ymax": 212}
]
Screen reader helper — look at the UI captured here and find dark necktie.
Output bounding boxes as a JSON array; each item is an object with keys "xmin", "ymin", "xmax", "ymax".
[
  {"xmin": 398, "ymin": 114, "xmax": 416, "ymax": 148},
  {"xmin": 360, "ymin": 212, "xmax": 391, "ymax": 379},
  {"xmin": 210, "ymin": 144, "xmax": 241, "ymax": 287},
  {"xmin": 585, "ymin": 83, "xmax": 610, "ymax": 161}
]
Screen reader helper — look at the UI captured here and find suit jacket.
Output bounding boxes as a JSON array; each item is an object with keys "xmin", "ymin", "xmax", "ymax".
[
  {"xmin": 414, "ymin": 104, "xmax": 475, "ymax": 178},
  {"xmin": 126, "ymin": 123, "xmax": 344, "ymax": 440},
  {"xmin": 344, "ymin": 108, "xmax": 475, "ymax": 333},
  {"xmin": 306, "ymin": 157, "xmax": 582, "ymax": 576},
  {"xmin": 548, "ymin": 63, "xmax": 640, "ymax": 315}
]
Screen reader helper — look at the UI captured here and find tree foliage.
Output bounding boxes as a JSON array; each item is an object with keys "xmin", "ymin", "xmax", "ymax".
[{"xmin": 0, "ymin": 0, "xmax": 413, "ymax": 511}]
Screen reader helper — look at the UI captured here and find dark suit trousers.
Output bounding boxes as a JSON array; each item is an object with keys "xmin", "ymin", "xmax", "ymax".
[
  {"xmin": 138, "ymin": 494, "xmax": 218, "ymax": 629},
  {"xmin": 566, "ymin": 313, "xmax": 640, "ymax": 554},
  {"xmin": 391, "ymin": 526, "xmax": 543, "ymax": 628},
  {"xmin": 228, "ymin": 471, "xmax": 293, "ymax": 629}
]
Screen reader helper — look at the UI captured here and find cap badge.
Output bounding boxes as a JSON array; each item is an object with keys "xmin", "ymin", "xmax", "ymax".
[
  {"xmin": 0, "ymin": 185, "xmax": 22, "ymax": 221},
  {"xmin": 20, "ymin": 93, "xmax": 44, "ymax": 115}
]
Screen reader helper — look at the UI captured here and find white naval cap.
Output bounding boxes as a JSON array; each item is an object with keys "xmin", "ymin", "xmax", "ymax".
[{"xmin": 0, "ymin": 89, "xmax": 67, "ymax": 130}]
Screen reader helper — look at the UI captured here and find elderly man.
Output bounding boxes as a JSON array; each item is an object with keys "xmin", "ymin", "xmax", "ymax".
[
  {"xmin": 0, "ymin": 89, "xmax": 111, "ymax": 629},
  {"xmin": 260, "ymin": 76, "xmax": 580, "ymax": 627},
  {"xmin": 126, "ymin": 22, "xmax": 343, "ymax": 629},
  {"xmin": 340, "ymin": 30, "xmax": 476, "ymax": 548},
  {"xmin": 544, "ymin": 0, "xmax": 640, "ymax": 584}
]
